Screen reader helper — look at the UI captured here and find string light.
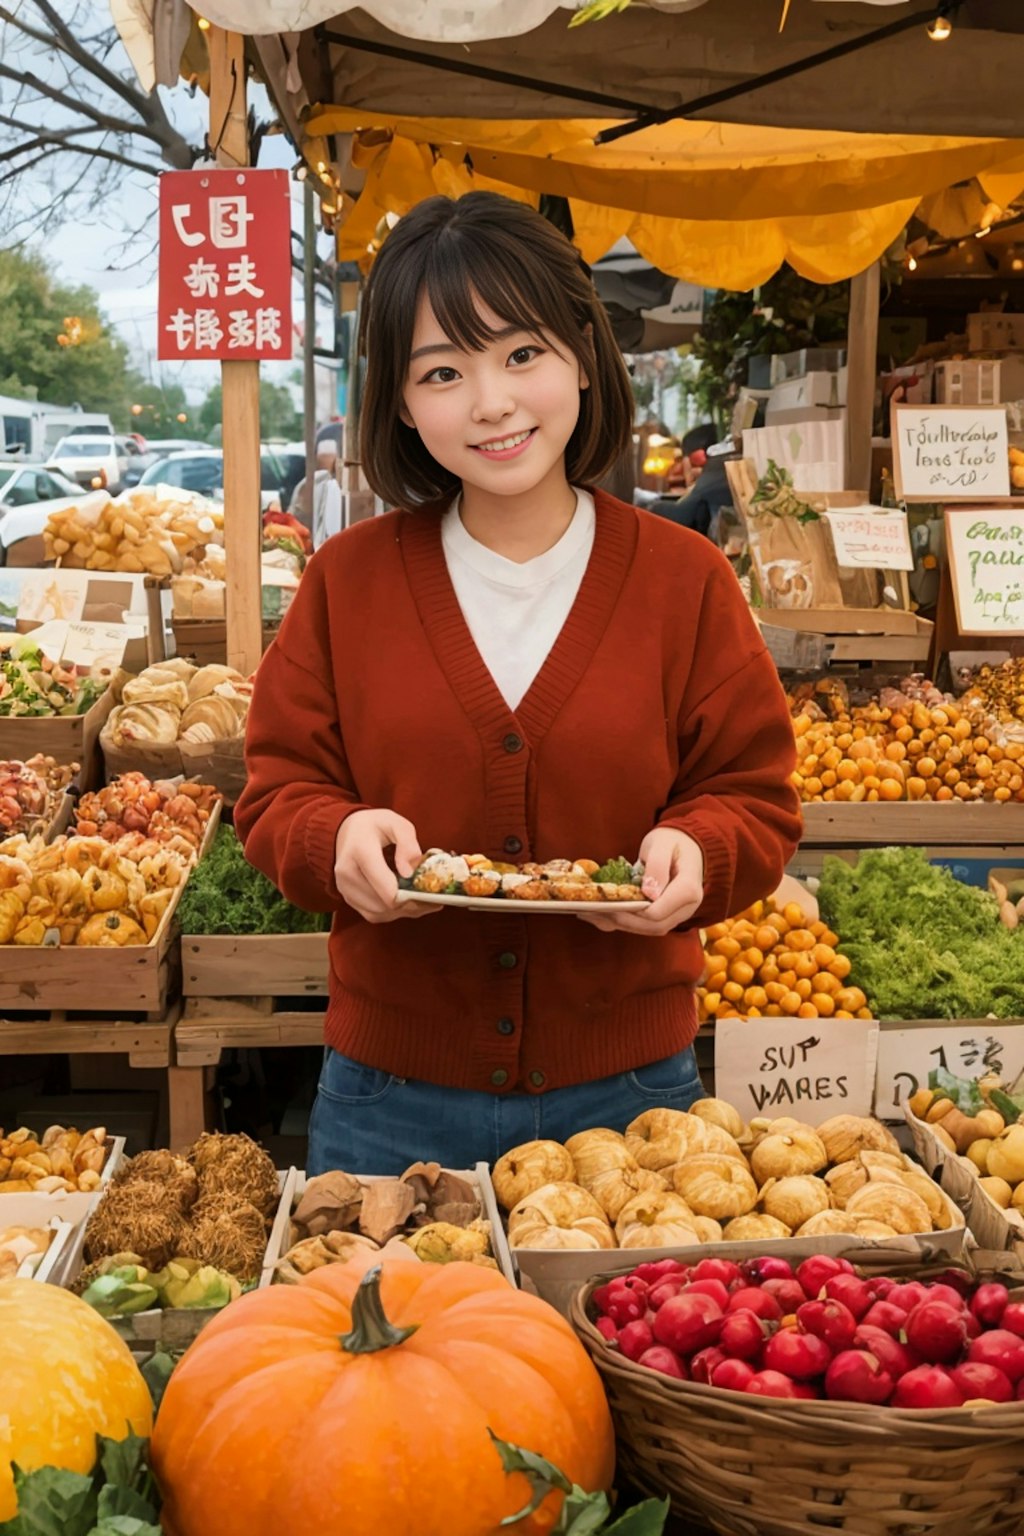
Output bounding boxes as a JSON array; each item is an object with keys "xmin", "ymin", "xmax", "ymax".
[
  {"xmin": 907, "ymin": 256, "xmax": 918, "ymax": 271},
  {"xmin": 927, "ymin": 4, "xmax": 954, "ymax": 41},
  {"xmin": 196, "ymin": 15, "xmax": 211, "ymax": 30}
]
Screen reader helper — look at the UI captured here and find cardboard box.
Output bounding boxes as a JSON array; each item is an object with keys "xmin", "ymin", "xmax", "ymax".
[
  {"xmin": 260, "ymin": 1165, "xmax": 516, "ymax": 1289},
  {"xmin": 0, "ymin": 1136, "xmax": 125, "ymax": 1230},
  {"xmin": 906, "ymin": 1103, "xmax": 1024, "ymax": 1256},
  {"xmin": 0, "ymin": 1204, "xmax": 75, "ymax": 1283}
]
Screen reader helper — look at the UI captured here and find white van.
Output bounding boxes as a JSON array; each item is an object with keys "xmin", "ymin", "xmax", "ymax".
[{"xmin": 0, "ymin": 395, "xmax": 115, "ymax": 459}]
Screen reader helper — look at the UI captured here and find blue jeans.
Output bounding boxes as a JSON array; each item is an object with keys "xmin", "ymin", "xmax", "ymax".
[{"xmin": 307, "ymin": 1045, "xmax": 704, "ymax": 1175}]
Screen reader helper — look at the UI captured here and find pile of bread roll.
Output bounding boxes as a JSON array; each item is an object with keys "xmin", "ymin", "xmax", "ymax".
[{"xmin": 103, "ymin": 659, "xmax": 251, "ymax": 747}]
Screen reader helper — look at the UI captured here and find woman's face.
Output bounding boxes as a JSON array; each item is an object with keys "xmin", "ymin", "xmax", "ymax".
[{"xmin": 401, "ymin": 291, "xmax": 588, "ymax": 502}]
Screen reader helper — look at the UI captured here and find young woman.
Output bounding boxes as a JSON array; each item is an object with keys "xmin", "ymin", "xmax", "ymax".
[{"xmin": 235, "ymin": 192, "xmax": 802, "ymax": 1175}]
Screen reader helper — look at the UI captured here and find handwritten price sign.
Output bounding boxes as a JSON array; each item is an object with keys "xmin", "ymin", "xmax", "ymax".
[
  {"xmin": 824, "ymin": 507, "xmax": 914, "ymax": 571},
  {"xmin": 893, "ymin": 405, "xmax": 1010, "ymax": 502},
  {"xmin": 945, "ymin": 507, "xmax": 1024, "ymax": 634},
  {"xmin": 714, "ymin": 1017, "xmax": 878, "ymax": 1125},
  {"xmin": 874, "ymin": 1022, "xmax": 1024, "ymax": 1117}
]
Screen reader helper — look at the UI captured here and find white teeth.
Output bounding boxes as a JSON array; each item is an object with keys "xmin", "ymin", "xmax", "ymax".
[{"xmin": 477, "ymin": 430, "xmax": 531, "ymax": 452}]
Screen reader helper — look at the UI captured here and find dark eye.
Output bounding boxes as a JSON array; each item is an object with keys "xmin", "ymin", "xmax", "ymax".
[
  {"xmin": 508, "ymin": 346, "xmax": 541, "ymax": 366},
  {"xmin": 422, "ymin": 366, "xmax": 460, "ymax": 383}
]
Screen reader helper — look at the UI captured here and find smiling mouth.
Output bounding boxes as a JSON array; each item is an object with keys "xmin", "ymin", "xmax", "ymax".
[{"xmin": 471, "ymin": 428, "xmax": 536, "ymax": 453}]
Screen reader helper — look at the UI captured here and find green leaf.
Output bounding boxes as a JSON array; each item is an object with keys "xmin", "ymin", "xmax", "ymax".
[
  {"xmin": 86, "ymin": 1519, "xmax": 162, "ymax": 1536},
  {"xmin": 140, "ymin": 1352, "xmax": 176, "ymax": 1414},
  {"xmin": 95, "ymin": 1437, "xmax": 147, "ymax": 1494},
  {"xmin": 0, "ymin": 1466, "xmax": 98, "ymax": 1536},
  {"xmin": 95, "ymin": 1489, "xmax": 158, "ymax": 1527},
  {"xmin": 557, "ymin": 1489, "xmax": 614, "ymax": 1534},
  {"xmin": 491, "ymin": 1432, "xmax": 571, "ymax": 1525},
  {"xmin": 604, "ymin": 1499, "xmax": 671, "ymax": 1535}
]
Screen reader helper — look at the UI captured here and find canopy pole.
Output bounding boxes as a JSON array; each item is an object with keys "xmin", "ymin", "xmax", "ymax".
[
  {"xmin": 303, "ymin": 177, "xmax": 318, "ymax": 529},
  {"xmin": 845, "ymin": 261, "xmax": 881, "ymax": 495},
  {"xmin": 209, "ymin": 25, "xmax": 263, "ymax": 677}
]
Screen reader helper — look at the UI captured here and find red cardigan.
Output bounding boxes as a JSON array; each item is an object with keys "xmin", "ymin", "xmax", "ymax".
[{"xmin": 235, "ymin": 492, "xmax": 802, "ymax": 1093}]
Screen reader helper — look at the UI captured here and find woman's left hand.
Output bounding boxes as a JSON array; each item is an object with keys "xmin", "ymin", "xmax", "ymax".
[{"xmin": 577, "ymin": 827, "xmax": 704, "ymax": 937}]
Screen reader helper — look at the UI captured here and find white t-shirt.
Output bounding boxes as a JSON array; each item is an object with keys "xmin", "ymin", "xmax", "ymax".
[{"xmin": 440, "ymin": 487, "xmax": 596, "ymax": 711}]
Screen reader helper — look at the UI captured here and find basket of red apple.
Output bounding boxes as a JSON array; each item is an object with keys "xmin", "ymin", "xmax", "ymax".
[{"xmin": 571, "ymin": 1251, "xmax": 1024, "ymax": 1536}]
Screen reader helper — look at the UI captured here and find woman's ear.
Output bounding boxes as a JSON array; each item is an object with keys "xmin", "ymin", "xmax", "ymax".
[{"xmin": 398, "ymin": 399, "xmax": 415, "ymax": 428}]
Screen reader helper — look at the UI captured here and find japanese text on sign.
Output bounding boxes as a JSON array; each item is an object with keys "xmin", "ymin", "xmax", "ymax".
[
  {"xmin": 944, "ymin": 508, "xmax": 1024, "ymax": 635},
  {"xmin": 874, "ymin": 1024, "xmax": 1024, "ymax": 1117},
  {"xmin": 892, "ymin": 405, "xmax": 1010, "ymax": 501},
  {"xmin": 714, "ymin": 1016, "xmax": 878, "ymax": 1125},
  {"xmin": 824, "ymin": 507, "xmax": 915, "ymax": 572},
  {"xmin": 159, "ymin": 170, "xmax": 292, "ymax": 362}
]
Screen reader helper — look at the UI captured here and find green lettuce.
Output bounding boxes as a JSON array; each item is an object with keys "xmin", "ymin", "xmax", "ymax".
[{"xmin": 176, "ymin": 824, "xmax": 330, "ymax": 935}]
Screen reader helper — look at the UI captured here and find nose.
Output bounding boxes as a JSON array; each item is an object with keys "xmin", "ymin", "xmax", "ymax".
[{"xmin": 469, "ymin": 372, "xmax": 516, "ymax": 425}]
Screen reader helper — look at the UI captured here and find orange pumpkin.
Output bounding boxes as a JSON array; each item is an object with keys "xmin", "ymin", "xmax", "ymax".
[
  {"xmin": 153, "ymin": 1253, "xmax": 614, "ymax": 1536},
  {"xmin": 0, "ymin": 1277, "xmax": 154, "ymax": 1520}
]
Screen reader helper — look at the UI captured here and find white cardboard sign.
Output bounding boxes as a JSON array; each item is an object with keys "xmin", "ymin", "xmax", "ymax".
[
  {"xmin": 715, "ymin": 1016, "xmax": 878, "ymax": 1125},
  {"xmin": 944, "ymin": 506, "xmax": 1024, "ymax": 634},
  {"xmin": 824, "ymin": 506, "xmax": 914, "ymax": 571},
  {"xmin": 893, "ymin": 405, "xmax": 1010, "ymax": 501},
  {"xmin": 874, "ymin": 1022, "xmax": 1024, "ymax": 1118}
]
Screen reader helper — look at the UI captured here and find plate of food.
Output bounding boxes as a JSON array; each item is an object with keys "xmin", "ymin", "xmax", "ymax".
[{"xmin": 395, "ymin": 850, "xmax": 650, "ymax": 913}]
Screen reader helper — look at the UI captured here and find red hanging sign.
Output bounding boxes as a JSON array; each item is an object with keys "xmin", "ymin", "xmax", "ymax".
[{"xmin": 158, "ymin": 168, "xmax": 293, "ymax": 361}]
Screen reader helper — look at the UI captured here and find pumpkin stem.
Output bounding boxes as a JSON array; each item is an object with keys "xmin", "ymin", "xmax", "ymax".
[{"xmin": 339, "ymin": 1265, "xmax": 419, "ymax": 1355}]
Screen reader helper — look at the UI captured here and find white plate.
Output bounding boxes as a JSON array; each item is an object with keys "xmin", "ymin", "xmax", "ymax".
[{"xmin": 395, "ymin": 889, "xmax": 648, "ymax": 914}]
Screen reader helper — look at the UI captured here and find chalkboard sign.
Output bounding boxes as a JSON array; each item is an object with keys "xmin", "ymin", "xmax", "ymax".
[
  {"xmin": 892, "ymin": 405, "xmax": 1011, "ymax": 502},
  {"xmin": 714, "ymin": 1016, "xmax": 878, "ymax": 1124},
  {"xmin": 945, "ymin": 507, "xmax": 1024, "ymax": 634}
]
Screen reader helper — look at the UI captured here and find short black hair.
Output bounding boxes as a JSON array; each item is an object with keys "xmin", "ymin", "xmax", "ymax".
[
  {"xmin": 358, "ymin": 192, "xmax": 635, "ymax": 508},
  {"xmin": 682, "ymin": 423, "xmax": 719, "ymax": 458}
]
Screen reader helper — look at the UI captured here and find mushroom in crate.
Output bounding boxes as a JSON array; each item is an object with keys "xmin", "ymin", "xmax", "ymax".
[{"xmin": 273, "ymin": 1163, "xmax": 500, "ymax": 1281}]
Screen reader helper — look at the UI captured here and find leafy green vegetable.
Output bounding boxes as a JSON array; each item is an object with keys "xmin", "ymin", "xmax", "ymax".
[
  {"xmin": 0, "ymin": 1434, "xmax": 160, "ymax": 1536},
  {"xmin": 593, "ymin": 857, "xmax": 634, "ymax": 885},
  {"xmin": 176, "ymin": 824, "xmax": 329, "ymax": 935},
  {"xmin": 491, "ymin": 1433, "xmax": 668, "ymax": 1535},
  {"xmin": 818, "ymin": 847, "xmax": 1024, "ymax": 1019}
]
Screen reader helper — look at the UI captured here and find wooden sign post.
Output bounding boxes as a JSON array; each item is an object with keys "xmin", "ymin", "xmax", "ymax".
[{"xmin": 208, "ymin": 26, "xmax": 263, "ymax": 678}]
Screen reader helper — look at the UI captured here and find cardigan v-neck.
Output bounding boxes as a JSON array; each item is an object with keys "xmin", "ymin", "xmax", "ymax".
[{"xmin": 399, "ymin": 489, "xmax": 639, "ymax": 747}]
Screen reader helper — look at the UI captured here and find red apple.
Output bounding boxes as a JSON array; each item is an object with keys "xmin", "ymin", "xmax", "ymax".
[
  {"xmin": 761, "ymin": 1277, "xmax": 810, "ymax": 1316},
  {"xmin": 795, "ymin": 1255, "xmax": 854, "ymax": 1299},
  {"xmin": 823, "ymin": 1274, "xmax": 874, "ymax": 1320},
  {"xmin": 887, "ymin": 1281, "xmax": 930, "ymax": 1314},
  {"xmin": 904, "ymin": 1301, "xmax": 969, "ymax": 1365},
  {"xmin": 852, "ymin": 1323, "xmax": 918, "ymax": 1379},
  {"xmin": 999, "ymin": 1301, "xmax": 1024, "ymax": 1339},
  {"xmin": 741, "ymin": 1255, "xmax": 794, "ymax": 1285},
  {"xmin": 689, "ymin": 1345, "xmax": 727, "ymax": 1384},
  {"xmin": 712, "ymin": 1358, "xmax": 756, "ymax": 1392},
  {"xmin": 631, "ymin": 1258, "xmax": 690, "ymax": 1286},
  {"xmin": 720, "ymin": 1309, "xmax": 773, "ymax": 1361},
  {"xmin": 726, "ymin": 1287, "xmax": 783, "ymax": 1322},
  {"xmin": 652, "ymin": 1292, "xmax": 724, "ymax": 1355},
  {"xmin": 926, "ymin": 1284, "xmax": 970, "ymax": 1313},
  {"xmin": 763, "ymin": 1328, "xmax": 833, "ymax": 1381},
  {"xmin": 798, "ymin": 1299, "xmax": 858, "ymax": 1353},
  {"xmin": 617, "ymin": 1319, "xmax": 655, "ymax": 1362},
  {"xmin": 950, "ymin": 1361, "xmax": 1014, "ymax": 1403},
  {"xmin": 691, "ymin": 1257, "xmax": 742, "ymax": 1288},
  {"xmin": 824, "ymin": 1349, "xmax": 894, "ymax": 1405},
  {"xmin": 595, "ymin": 1315, "xmax": 619, "ymax": 1342},
  {"xmin": 862, "ymin": 1299, "xmax": 913, "ymax": 1337},
  {"xmin": 685, "ymin": 1278, "xmax": 731, "ymax": 1310},
  {"xmin": 647, "ymin": 1277, "xmax": 688, "ymax": 1311},
  {"xmin": 891, "ymin": 1365, "xmax": 964, "ymax": 1409},
  {"xmin": 638, "ymin": 1345, "xmax": 688, "ymax": 1379},
  {"xmin": 745, "ymin": 1370, "xmax": 817, "ymax": 1400},
  {"xmin": 967, "ymin": 1330, "xmax": 1024, "ymax": 1383}
]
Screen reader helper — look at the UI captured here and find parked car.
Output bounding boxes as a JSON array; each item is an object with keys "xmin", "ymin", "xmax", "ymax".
[
  {"xmin": 0, "ymin": 461, "xmax": 86, "ymax": 562},
  {"xmin": 49, "ymin": 433, "xmax": 142, "ymax": 493},
  {"xmin": 136, "ymin": 448, "xmax": 289, "ymax": 511}
]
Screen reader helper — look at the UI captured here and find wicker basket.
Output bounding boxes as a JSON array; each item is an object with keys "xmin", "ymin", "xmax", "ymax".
[{"xmin": 571, "ymin": 1269, "xmax": 1024, "ymax": 1536}]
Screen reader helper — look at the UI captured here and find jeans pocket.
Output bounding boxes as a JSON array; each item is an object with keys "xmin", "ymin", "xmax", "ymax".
[
  {"xmin": 317, "ymin": 1047, "xmax": 401, "ymax": 1107},
  {"xmin": 626, "ymin": 1046, "xmax": 703, "ymax": 1101}
]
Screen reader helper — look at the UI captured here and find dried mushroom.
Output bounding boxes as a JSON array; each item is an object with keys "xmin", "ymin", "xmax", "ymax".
[
  {"xmin": 291, "ymin": 1171, "xmax": 362, "ymax": 1237},
  {"xmin": 358, "ymin": 1179, "xmax": 417, "ymax": 1245},
  {"xmin": 275, "ymin": 1230, "xmax": 379, "ymax": 1284}
]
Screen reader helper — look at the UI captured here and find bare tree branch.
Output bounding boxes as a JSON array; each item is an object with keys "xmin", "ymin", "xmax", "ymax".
[{"xmin": 0, "ymin": 62, "xmax": 175, "ymax": 153}]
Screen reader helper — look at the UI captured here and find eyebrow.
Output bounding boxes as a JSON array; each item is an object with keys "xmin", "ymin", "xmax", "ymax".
[{"xmin": 409, "ymin": 325, "xmax": 526, "ymax": 362}]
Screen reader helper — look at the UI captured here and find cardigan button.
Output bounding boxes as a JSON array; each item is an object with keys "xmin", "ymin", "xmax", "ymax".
[
  {"xmin": 498, "ymin": 951, "xmax": 518, "ymax": 969},
  {"xmin": 496, "ymin": 1017, "xmax": 516, "ymax": 1035},
  {"xmin": 502, "ymin": 732, "xmax": 524, "ymax": 754},
  {"xmin": 491, "ymin": 1068, "xmax": 509, "ymax": 1087},
  {"xmin": 529, "ymin": 1070, "xmax": 546, "ymax": 1088},
  {"xmin": 503, "ymin": 835, "xmax": 523, "ymax": 854}
]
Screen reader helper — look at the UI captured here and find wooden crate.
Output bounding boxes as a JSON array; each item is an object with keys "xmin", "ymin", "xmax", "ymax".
[
  {"xmin": 0, "ymin": 687, "xmax": 115, "ymax": 788},
  {"xmin": 800, "ymin": 802, "xmax": 1024, "ymax": 846},
  {"xmin": 182, "ymin": 932, "xmax": 329, "ymax": 997},
  {"xmin": 757, "ymin": 607, "xmax": 933, "ymax": 666},
  {"xmin": 0, "ymin": 801, "xmax": 221, "ymax": 1017},
  {"xmin": 172, "ymin": 617, "xmax": 278, "ymax": 667}
]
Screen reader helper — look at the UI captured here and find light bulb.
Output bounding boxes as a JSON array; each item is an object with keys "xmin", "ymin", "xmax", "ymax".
[
  {"xmin": 927, "ymin": 14, "xmax": 952, "ymax": 40},
  {"xmin": 907, "ymin": 256, "xmax": 918, "ymax": 271},
  {"xmin": 197, "ymin": 15, "xmax": 211, "ymax": 30}
]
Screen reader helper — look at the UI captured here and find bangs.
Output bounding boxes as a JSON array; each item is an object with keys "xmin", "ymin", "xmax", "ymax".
[{"xmin": 418, "ymin": 228, "xmax": 585, "ymax": 360}]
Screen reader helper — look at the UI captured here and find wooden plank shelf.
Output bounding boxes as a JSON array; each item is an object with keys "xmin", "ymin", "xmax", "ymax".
[
  {"xmin": 182, "ymin": 932, "xmax": 329, "ymax": 998},
  {"xmin": 800, "ymin": 801, "xmax": 1024, "ymax": 846},
  {"xmin": 0, "ymin": 1005, "xmax": 178, "ymax": 1069}
]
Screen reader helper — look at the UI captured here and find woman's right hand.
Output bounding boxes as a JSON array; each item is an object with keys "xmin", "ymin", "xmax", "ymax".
[{"xmin": 333, "ymin": 809, "xmax": 441, "ymax": 923}]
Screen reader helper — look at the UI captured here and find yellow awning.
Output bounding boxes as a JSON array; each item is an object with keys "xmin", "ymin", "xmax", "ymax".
[{"xmin": 308, "ymin": 105, "xmax": 1024, "ymax": 288}]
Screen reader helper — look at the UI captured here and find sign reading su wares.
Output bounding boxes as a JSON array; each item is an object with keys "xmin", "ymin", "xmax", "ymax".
[
  {"xmin": 158, "ymin": 169, "xmax": 292, "ymax": 361},
  {"xmin": 714, "ymin": 1016, "xmax": 878, "ymax": 1125}
]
